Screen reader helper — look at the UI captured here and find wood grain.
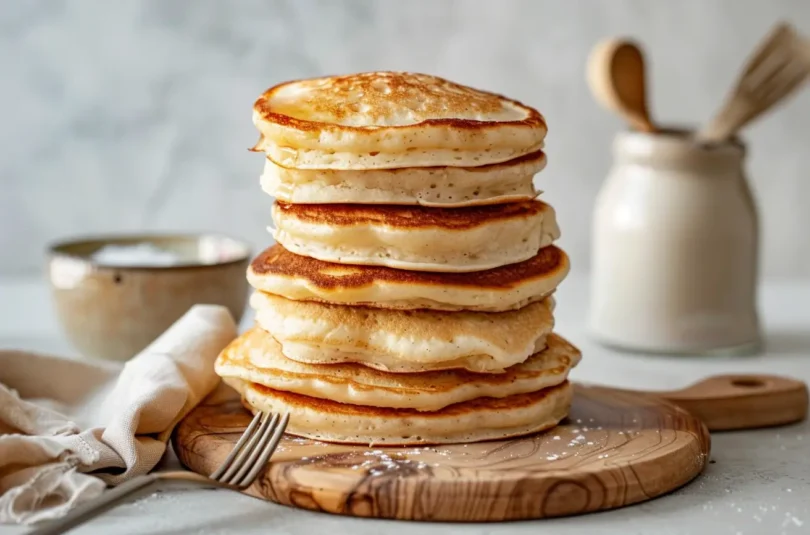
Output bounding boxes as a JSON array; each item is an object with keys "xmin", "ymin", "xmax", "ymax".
[
  {"xmin": 173, "ymin": 383, "xmax": 712, "ymax": 521},
  {"xmin": 601, "ymin": 374, "xmax": 809, "ymax": 431},
  {"xmin": 657, "ymin": 374, "xmax": 808, "ymax": 431},
  {"xmin": 697, "ymin": 23, "xmax": 810, "ymax": 143}
]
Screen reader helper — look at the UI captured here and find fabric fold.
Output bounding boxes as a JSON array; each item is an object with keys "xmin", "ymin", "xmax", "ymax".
[{"xmin": 0, "ymin": 304, "xmax": 237, "ymax": 525}]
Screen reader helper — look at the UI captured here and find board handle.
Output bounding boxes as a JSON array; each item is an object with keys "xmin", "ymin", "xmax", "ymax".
[{"xmin": 654, "ymin": 374, "xmax": 808, "ymax": 431}]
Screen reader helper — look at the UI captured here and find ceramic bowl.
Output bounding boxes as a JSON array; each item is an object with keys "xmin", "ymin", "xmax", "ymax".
[{"xmin": 47, "ymin": 233, "xmax": 252, "ymax": 361}]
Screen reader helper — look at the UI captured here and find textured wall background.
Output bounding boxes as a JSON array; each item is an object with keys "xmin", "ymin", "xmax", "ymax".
[{"xmin": 2, "ymin": 0, "xmax": 810, "ymax": 276}]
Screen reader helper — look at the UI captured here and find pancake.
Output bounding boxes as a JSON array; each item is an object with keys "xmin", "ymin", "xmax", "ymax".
[
  {"xmin": 250, "ymin": 291, "xmax": 556, "ymax": 373},
  {"xmin": 247, "ymin": 244, "xmax": 569, "ymax": 312},
  {"xmin": 270, "ymin": 200, "xmax": 560, "ymax": 272},
  {"xmin": 261, "ymin": 151, "xmax": 545, "ymax": 207},
  {"xmin": 228, "ymin": 378, "xmax": 573, "ymax": 445},
  {"xmin": 216, "ymin": 327, "xmax": 579, "ymax": 411},
  {"xmin": 251, "ymin": 72, "xmax": 547, "ymax": 170}
]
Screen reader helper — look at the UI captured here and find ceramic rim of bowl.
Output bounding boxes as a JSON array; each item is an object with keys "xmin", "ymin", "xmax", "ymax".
[{"xmin": 47, "ymin": 232, "xmax": 253, "ymax": 270}]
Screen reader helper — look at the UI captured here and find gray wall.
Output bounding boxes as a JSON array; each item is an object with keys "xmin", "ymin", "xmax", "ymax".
[{"xmin": 3, "ymin": 0, "xmax": 810, "ymax": 276}]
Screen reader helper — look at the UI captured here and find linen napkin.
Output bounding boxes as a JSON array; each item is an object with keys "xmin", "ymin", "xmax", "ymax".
[{"xmin": 0, "ymin": 304, "xmax": 237, "ymax": 525}]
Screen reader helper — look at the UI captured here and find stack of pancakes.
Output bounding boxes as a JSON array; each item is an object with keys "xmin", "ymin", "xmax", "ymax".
[{"xmin": 216, "ymin": 72, "xmax": 581, "ymax": 445}]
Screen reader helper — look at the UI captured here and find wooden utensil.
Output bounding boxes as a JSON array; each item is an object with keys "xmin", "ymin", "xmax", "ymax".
[
  {"xmin": 173, "ymin": 373, "xmax": 807, "ymax": 522},
  {"xmin": 587, "ymin": 38, "xmax": 657, "ymax": 133},
  {"xmin": 697, "ymin": 22, "xmax": 810, "ymax": 144}
]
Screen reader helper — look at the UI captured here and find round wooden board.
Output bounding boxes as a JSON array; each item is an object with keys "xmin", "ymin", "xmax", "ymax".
[{"xmin": 173, "ymin": 383, "xmax": 711, "ymax": 521}]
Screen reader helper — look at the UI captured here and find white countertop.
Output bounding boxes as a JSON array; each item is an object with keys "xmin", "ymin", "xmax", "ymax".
[{"xmin": 1, "ymin": 274, "xmax": 809, "ymax": 535}]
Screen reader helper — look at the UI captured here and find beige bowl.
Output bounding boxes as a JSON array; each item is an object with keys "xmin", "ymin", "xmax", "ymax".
[{"xmin": 47, "ymin": 233, "xmax": 252, "ymax": 362}]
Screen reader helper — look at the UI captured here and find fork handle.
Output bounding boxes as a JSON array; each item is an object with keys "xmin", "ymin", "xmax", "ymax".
[{"xmin": 28, "ymin": 474, "xmax": 159, "ymax": 535}]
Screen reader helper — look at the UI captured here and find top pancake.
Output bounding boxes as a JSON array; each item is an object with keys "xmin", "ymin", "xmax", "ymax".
[
  {"xmin": 247, "ymin": 244, "xmax": 569, "ymax": 311},
  {"xmin": 252, "ymin": 72, "xmax": 547, "ymax": 170}
]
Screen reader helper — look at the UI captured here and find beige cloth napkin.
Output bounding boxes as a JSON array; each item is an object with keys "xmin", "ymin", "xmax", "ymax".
[{"xmin": 0, "ymin": 304, "xmax": 237, "ymax": 525}]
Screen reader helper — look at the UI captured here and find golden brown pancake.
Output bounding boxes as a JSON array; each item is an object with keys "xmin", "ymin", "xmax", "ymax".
[
  {"xmin": 229, "ymin": 378, "xmax": 573, "ymax": 445},
  {"xmin": 260, "ymin": 150, "xmax": 545, "ymax": 206},
  {"xmin": 247, "ymin": 244, "xmax": 569, "ymax": 311},
  {"xmin": 254, "ymin": 72, "xmax": 546, "ymax": 132},
  {"xmin": 215, "ymin": 327, "xmax": 579, "ymax": 410},
  {"xmin": 270, "ymin": 200, "xmax": 560, "ymax": 272},
  {"xmin": 250, "ymin": 291, "xmax": 555, "ymax": 373},
  {"xmin": 274, "ymin": 199, "xmax": 548, "ymax": 228},
  {"xmin": 251, "ymin": 71, "xmax": 547, "ymax": 170}
]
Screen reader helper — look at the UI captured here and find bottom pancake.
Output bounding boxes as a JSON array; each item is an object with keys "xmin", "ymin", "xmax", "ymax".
[{"xmin": 226, "ymin": 378, "xmax": 573, "ymax": 446}]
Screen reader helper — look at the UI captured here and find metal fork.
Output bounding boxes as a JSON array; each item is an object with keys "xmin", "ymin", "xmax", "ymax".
[{"xmin": 30, "ymin": 411, "xmax": 289, "ymax": 535}]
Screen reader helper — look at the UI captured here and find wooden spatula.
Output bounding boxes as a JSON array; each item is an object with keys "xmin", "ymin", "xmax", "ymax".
[
  {"xmin": 587, "ymin": 38, "xmax": 657, "ymax": 133},
  {"xmin": 697, "ymin": 22, "xmax": 810, "ymax": 144}
]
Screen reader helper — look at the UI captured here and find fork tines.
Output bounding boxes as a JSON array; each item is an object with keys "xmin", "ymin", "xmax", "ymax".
[{"xmin": 211, "ymin": 411, "xmax": 290, "ymax": 488}]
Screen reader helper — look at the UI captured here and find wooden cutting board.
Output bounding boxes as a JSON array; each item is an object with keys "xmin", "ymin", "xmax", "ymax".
[{"xmin": 173, "ymin": 374, "xmax": 807, "ymax": 522}]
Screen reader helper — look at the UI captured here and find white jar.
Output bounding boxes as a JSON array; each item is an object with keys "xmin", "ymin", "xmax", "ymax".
[{"xmin": 589, "ymin": 130, "xmax": 761, "ymax": 354}]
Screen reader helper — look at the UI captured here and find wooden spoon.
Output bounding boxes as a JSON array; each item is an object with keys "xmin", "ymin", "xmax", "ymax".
[{"xmin": 587, "ymin": 38, "xmax": 657, "ymax": 133}]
